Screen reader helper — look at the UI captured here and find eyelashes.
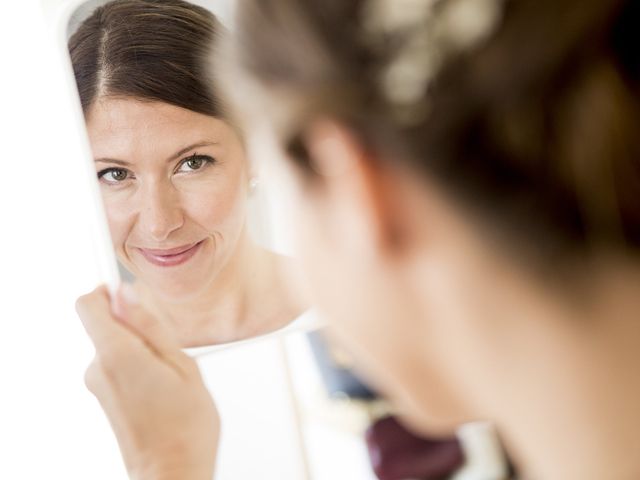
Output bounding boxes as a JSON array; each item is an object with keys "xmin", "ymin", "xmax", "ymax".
[
  {"xmin": 175, "ymin": 153, "xmax": 215, "ymax": 173},
  {"xmin": 96, "ymin": 153, "xmax": 216, "ymax": 186},
  {"xmin": 97, "ymin": 167, "xmax": 132, "ymax": 184}
]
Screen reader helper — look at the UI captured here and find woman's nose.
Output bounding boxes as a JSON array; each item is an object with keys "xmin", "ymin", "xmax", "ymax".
[{"xmin": 137, "ymin": 183, "xmax": 184, "ymax": 243}]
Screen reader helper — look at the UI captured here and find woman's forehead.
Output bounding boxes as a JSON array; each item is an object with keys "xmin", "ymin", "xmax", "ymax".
[{"xmin": 86, "ymin": 98, "xmax": 233, "ymax": 160}]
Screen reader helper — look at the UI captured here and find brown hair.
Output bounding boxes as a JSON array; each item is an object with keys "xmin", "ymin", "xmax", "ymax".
[
  {"xmin": 68, "ymin": 0, "xmax": 224, "ymax": 118},
  {"xmin": 226, "ymin": 0, "xmax": 640, "ymax": 267}
]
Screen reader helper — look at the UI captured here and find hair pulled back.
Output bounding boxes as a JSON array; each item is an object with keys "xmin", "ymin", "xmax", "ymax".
[
  {"xmin": 229, "ymin": 0, "xmax": 640, "ymax": 265},
  {"xmin": 69, "ymin": 0, "xmax": 224, "ymax": 118}
]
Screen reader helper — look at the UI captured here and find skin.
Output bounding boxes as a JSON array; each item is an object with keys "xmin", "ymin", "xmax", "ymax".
[
  {"xmin": 85, "ymin": 98, "xmax": 306, "ymax": 346},
  {"xmin": 76, "ymin": 117, "xmax": 640, "ymax": 480},
  {"xmin": 77, "ymin": 285, "xmax": 219, "ymax": 480},
  {"xmin": 278, "ymin": 121, "xmax": 640, "ymax": 479}
]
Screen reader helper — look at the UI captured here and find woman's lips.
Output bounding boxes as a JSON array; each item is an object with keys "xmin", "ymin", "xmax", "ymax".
[{"xmin": 136, "ymin": 240, "xmax": 204, "ymax": 267}]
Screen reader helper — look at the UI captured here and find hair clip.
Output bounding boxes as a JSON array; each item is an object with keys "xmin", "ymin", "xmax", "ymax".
[{"xmin": 362, "ymin": 0, "xmax": 505, "ymax": 125}]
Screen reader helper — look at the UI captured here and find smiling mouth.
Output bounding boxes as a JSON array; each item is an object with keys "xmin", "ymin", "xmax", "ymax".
[{"xmin": 137, "ymin": 240, "xmax": 204, "ymax": 267}]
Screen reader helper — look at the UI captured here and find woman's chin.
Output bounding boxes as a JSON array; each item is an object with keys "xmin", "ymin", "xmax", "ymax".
[
  {"xmin": 128, "ymin": 259, "xmax": 216, "ymax": 302},
  {"xmin": 398, "ymin": 410, "xmax": 467, "ymax": 438},
  {"xmin": 136, "ymin": 273, "xmax": 211, "ymax": 304},
  {"xmin": 388, "ymin": 389, "xmax": 471, "ymax": 438}
]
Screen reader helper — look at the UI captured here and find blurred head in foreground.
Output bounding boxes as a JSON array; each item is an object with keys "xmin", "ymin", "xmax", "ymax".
[{"xmin": 220, "ymin": 0, "xmax": 640, "ymax": 477}]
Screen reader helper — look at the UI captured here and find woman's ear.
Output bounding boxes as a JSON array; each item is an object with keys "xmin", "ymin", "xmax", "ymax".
[{"xmin": 303, "ymin": 119, "xmax": 403, "ymax": 260}]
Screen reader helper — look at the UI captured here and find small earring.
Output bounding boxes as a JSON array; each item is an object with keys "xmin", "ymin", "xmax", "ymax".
[{"xmin": 249, "ymin": 177, "xmax": 259, "ymax": 193}]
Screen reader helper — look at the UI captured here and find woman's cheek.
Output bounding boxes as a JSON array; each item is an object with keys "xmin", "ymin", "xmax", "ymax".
[
  {"xmin": 184, "ymin": 178, "xmax": 245, "ymax": 233},
  {"xmin": 103, "ymin": 195, "xmax": 136, "ymax": 251}
]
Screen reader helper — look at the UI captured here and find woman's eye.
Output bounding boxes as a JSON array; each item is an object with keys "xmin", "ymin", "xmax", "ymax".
[
  {"xmin": 177, "ymin": 154, "xmax": 214, "ymax": 173},
  {"xmin": 97, "ymin": 168, "xmax": 131, "ymax": 184}
]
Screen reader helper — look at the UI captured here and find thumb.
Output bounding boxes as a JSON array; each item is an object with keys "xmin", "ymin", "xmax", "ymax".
[{"xmin": 111, "ymin": 283, "xmax": 190, "ymax": 372}]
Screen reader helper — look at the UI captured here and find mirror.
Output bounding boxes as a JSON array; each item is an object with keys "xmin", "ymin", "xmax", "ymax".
[{"xmin": 64, "ymin": 0, "xmax": 314, "ymax": 350}]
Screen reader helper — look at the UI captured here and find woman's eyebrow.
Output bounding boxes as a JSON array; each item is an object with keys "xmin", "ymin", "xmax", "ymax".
[
  {"xmin": 93, "ymin": 141, "xmax": 218, "ymax": 166},
  {"xmin": 94, "ymin": 157, "xmax": 131, "ymax": 166},
  {"xmin": 168, "ymin": 141, "xmax": 218, "ymax": 162}
]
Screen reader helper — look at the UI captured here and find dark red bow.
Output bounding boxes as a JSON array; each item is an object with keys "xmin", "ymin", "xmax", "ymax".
[{"xmin": 365, "ymin": 415, "xmax": 464, "ymax": 480}]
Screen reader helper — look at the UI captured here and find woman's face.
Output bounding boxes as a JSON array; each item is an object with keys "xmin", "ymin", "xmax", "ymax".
[{"xmin": 86, "ymin": 98, "xmax": 250, "ymax": 301}]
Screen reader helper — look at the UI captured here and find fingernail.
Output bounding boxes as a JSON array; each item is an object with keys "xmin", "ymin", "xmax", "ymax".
[{"xmin": 120, "ymin": 282, "xmax": 139, "ymax": 306}]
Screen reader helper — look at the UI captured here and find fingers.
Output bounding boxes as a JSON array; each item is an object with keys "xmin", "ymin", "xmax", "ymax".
[
  {"xmin": 111, "ymin": 283, "xmax": 193, "ymax": 376},
  {"xmin": 77, "ymin": 285, "xmax": 218, "ymax": 479},
  {"xmin": 76, "ymin": 285, "xmax": 144, "ymax": 355},
  {"xmin": 83, "ymin": 358, "xmax": 101, "ymax": 395},
  {"xmin": 84, "ymin": 358, "xmax": 116, "ymax": 408},
  {"xmin": 77, "ymin": 283, "xmax": 194, "ymax": 380}
]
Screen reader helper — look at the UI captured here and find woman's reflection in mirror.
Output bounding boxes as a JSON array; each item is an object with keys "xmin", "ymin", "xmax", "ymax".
[{"xmin": 69, "ymin": 0, "xmax": 307, "ymax": 347}]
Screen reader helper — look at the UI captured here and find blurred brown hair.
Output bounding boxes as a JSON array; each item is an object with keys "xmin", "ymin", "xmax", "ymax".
[
  {"xmin": 226, "ymin": 0, "xmax": 640, "ymax": 267},
  {"xmin": 68, "ymin": 0, "xmax": 224, "ymax": 118}
]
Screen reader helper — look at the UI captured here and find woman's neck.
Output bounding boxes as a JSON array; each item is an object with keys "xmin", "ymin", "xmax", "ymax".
[
  {"xmin": 502, "ymin": 325, "xmax": 640, "ymax": 479},
  {"xmin": 408, "ymin": 226, "xmax": 640, "ymax": 479},
  {"xmin": 137, "ymin": 233, "xmax": 307, "ymax": 347}
]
